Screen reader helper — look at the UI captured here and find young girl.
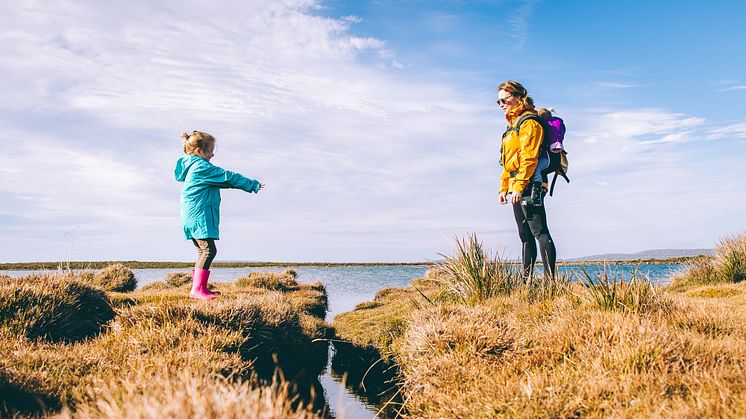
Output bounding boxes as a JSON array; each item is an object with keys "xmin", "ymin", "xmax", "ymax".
[{"xmin": 175, "ymin": 131, "xmax": 264, "ymax": 300}]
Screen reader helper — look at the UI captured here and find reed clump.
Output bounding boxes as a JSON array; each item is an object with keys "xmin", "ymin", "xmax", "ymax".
[
  {"xmin": 670, "ymin": 233, "xmax": 746, "ymax": 290},
  {"xmin": 0, "ymin": 270, "xmax": 331, "ymax": 417},
  {"xmin": 579, "ymin": 265, "xmax": 673, "ymax": 315},
  {"xmin": 437, "ymin": 233, "xmax": 522, "ymax": 304}
]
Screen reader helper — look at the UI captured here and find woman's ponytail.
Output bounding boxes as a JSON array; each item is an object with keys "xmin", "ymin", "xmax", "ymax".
[{"xmin": 497, "ymin": 80, "xmax": 535, "ymax": 111}]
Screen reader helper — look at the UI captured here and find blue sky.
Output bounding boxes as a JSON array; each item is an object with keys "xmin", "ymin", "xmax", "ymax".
[{"xmin": 1, "ymin": 0, "xmax": 745, "ymax": 263}]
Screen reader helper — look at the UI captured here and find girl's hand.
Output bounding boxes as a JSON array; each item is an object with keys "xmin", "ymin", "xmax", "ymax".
[
  {"xmin": 259, "ymin": 183, "xmax": 265, "ymax": 190},
  {"xmin": 498, "ymin": 192, "xmax": 508, "ymax": 205},
  {"xmin": 511, "ymin": 191, "xmax": 522, "ymax": 205}
]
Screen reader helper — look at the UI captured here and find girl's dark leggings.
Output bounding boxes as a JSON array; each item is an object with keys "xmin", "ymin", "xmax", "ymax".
[
  {"xmin": 512, "ymin": 201, "xmax": 557, "ymax": 278},
  {"xmin": 192, "ymin": 239, "xmax": 217, "ymax": 270}
]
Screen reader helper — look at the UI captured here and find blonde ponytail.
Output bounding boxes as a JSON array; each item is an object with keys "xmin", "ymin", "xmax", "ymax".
[{"xmin": 181, "ymin": 130, "xmax": 215, "ymax": 155}]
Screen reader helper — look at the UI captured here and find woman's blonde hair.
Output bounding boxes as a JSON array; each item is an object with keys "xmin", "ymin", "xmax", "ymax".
[
  {"xmin": 497, "ymin": 80, "xmax": 535, "ymax": 110},
  {"xmin": 181, "ymin": 131, "xmax": 215, "ymax": 155}
]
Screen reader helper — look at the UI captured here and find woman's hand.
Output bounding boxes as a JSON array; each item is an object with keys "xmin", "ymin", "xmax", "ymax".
[
  {"xmin": 511, "ymin": 191, "xmax": 522, "ymax": 205},
  {"xmin": 259, "ymin": 183, "xmax": 266, "ymax": 190},
  {"xmin": 499, "ymin": 192, "xmax": 508, "ymax": 205}
]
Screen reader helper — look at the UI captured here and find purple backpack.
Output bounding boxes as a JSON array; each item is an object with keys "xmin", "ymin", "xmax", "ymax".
[
  {"xmin": 545, "ymin": 116, "xmax": 566, "ymax": 153},
  {"xmin": 505, "ymin": 112, "xmax": 570, "ymax": 196}
]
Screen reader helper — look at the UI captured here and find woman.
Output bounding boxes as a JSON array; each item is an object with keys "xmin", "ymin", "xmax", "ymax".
[{"xmin": 497, "ymin": 80, "xmax": 557, "ymax": 279}]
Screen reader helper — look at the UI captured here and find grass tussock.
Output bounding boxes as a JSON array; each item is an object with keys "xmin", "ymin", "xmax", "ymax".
[
  {"xmin": 670, "ymin": 233, "xmax": 746, "ymax": 290},
  {"xmin": 334, "ymin": 235, "xmax": 746, "ymax": 418},
  {"xmin": 237, "ymin": 269, "xmax": 298, "ymax": 291},
  {"xmin": 0, "ymin": 270, "xmax": 331, "ymax": 418},
  {"xmin": 164, "ymin": 271, "xmax": 192, "ymax": 287},
  {"xmin": 0, "ymin": 274, "xmax": 115, "ymax": 343},
  {"xmin": 89, "ymin": 263, "xmax": 138, "ymax": 292}
]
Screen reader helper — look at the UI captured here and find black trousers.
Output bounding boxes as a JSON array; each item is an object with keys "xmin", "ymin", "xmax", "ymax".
[{"xmin": 512, "ymin": 201, "xmax": 557, "ymax": 278}]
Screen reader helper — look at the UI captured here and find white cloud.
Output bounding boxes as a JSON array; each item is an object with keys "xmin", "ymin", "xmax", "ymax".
[
  {"xmin": 0, "ymin": 0, "xmax": 501, "ymax": 262},
  {"xmin": 707, "ymin": 122, "xmax": 746, "ymax": 140}
]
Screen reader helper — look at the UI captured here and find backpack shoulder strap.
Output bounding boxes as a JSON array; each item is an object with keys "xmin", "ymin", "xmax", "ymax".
[
  {"xmin": 505, "ymin": 113, "xmax": 541, "ymax": 134},
  {"xmin": 516, "ymin": 113, "xmax": 542, "ymax": 130}
]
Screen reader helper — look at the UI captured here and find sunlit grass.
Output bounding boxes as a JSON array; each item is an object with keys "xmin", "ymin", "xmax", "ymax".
[
  {"xmin": 334, "ymin": 238, "xmax": 746, "ymax": 418},
  {"xmin": 0, "ymin": 271, "xmax": 331, "ymax": 417}
]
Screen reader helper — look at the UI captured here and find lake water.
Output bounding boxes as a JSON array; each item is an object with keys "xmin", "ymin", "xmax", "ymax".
[{"xmin": 2, "ymin": 263, "xmax": 685, "ymax": 418}]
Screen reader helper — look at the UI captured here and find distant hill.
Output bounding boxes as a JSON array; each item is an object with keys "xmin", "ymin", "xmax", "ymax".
[{"xmin": 570, "ymin": 248, "xmax": 714, "ymax": 262}]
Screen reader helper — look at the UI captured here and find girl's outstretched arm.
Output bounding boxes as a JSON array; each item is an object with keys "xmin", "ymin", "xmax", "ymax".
[{"xmin": 195, "ymin": 160, "xmax": 261, "ymax": 193}]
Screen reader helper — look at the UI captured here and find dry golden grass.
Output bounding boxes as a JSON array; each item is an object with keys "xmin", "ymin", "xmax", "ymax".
[
  {"xmin": 397, "ymin": 285, "xmax": 746, "ymax": 418},
  {"xmin": 0, "ymin": 272, "xmax": 330, "ymax": 418},
  {"xmin": 57, "ymin": 369, "xmax": 320, "ymax": 419},
  {"xmin": 0, "ymin": 274, "xmax": 115, "ymax": 342},
  {"xmin": 335, "ymin": 270, "xmax": 746, "ymax": 418}
]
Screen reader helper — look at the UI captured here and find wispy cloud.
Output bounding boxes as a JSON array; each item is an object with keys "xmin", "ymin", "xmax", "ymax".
[
  {"xmin": 717, "ymin": 85, "xmax": 746, "ymax": 92},
  {"xmin": 585, "ymin": 81, "xmax": 640, "ymax": 90},
  {"xmin": 707, "ymin": 122, "xmax": 746, "ymax": 140},
  {"xmin": 507, "ymin": 0, "xmax": 538, "ymax": 51},
  {"xmin": 712, "ymin": 79, "xmax": 746, "ymax": 92}
]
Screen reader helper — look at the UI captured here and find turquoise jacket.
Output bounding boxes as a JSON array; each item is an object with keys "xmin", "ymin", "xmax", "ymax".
[{"xmin": 174, "ymin": 155, "xmax": 261, "ymax": 240}]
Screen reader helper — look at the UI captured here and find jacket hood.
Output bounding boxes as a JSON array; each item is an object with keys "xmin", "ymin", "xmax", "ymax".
[
  {"xmin": 506, "ymin": 105, "xmax": 533, "ymax": 124},
  {"xmin": 174, "ymin": 155, "xmax": 201, "ymax": 182}
]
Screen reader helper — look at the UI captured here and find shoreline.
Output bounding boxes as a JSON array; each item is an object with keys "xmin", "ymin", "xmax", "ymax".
[{"xmin": 0, "ymin": 256, "xmax": 701, "ymax": 271}]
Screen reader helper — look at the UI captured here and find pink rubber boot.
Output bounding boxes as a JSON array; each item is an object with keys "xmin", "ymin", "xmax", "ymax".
[
  {"xmin": 190, "ymin": 268, "xmax": 217, "ymax": 300},
  {"xmin": 191, "ymin": 269, "xmax": 220, "ymax": 295}
]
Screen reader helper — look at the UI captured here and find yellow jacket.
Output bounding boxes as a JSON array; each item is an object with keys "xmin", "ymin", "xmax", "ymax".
[{"xmin": 500, "ymin": 108, "xmax": 544, "ymax": 194}]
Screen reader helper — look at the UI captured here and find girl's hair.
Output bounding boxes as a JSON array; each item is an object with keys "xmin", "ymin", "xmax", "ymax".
[
  {"xmin": 536, "ymin": 107, "xmax": 554, "ymax": 118},
  {"xmin": 181, "ymin": 131, "xmax": 215, "ymax": 155},
  {"xmin": 497, "ymin": 80, "xmax": 535, "ymax": 110}
]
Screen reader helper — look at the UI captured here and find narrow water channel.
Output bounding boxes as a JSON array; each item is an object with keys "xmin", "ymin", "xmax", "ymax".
[{"xmin": 298, "ymin": 266, "xmax": 427, "ymax": 419}]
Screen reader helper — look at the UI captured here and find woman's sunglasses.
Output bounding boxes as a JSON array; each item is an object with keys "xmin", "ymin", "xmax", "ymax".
[{"xmin": 496, "ymin": 95, "xmax": 513, "ymax": 105}]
